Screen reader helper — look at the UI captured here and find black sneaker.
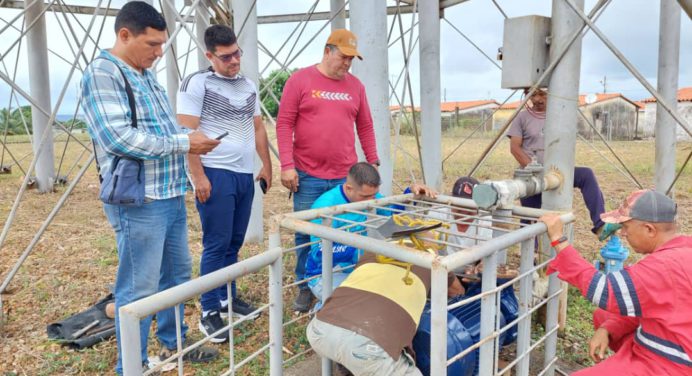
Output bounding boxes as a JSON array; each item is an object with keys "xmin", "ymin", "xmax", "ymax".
[
  {"xmin": 158, "ymin": 340, "xmax": 219, "ymax": 363},
  {"xmin": 198, "ymin": 311, "xmax": 229, "ymax": 343},
  {"xmin": 231, "ymin": 298, "xmax": 261, "ymax": 320},
  {"xmin": 293, "ymin": 289, "xmax": 314, "ymax": 313}
]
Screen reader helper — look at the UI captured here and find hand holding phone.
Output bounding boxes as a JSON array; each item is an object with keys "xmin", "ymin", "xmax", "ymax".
[
  {"xmin": 259, "ymin": 178, "xmax": 268, "ymax": 194},
  {"xmin": 215, "ymin": 131, "xmax": 229, "ymax": 140}
]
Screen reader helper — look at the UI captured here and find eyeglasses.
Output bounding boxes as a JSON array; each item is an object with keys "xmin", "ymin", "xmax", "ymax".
[{"xmin": 212, "ymin": 48, "xmax": 243, "ymax": 63}]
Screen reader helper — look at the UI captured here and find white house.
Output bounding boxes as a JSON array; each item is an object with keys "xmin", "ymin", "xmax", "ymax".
[{"xmin": 641, "ymin": 87, "xmax": 692, "ymax": 141}]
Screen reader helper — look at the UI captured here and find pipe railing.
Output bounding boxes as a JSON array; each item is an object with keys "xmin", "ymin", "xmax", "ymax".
[{"xmin": 119, "ymin": 247, "xmax": 283, "ymax": 375}]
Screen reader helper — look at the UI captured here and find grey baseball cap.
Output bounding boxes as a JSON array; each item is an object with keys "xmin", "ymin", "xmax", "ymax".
[{"xmin": 601, "ymin": 189, "xmax": 677, "ymax": 224}]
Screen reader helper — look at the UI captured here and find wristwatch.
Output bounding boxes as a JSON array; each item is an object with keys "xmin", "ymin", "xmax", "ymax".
[
  {"xmin": 372, "ymin": 160, "xmax": 381, "ymax": 167},
  {"xmin": 550, "ymin": 235, "xmax": 568, "ymax": 247}
]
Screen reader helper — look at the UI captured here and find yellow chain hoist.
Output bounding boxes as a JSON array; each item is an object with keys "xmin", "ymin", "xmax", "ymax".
[{"xmin": 376, "ymin": 215, "xmax": 449, "ymax": 285}]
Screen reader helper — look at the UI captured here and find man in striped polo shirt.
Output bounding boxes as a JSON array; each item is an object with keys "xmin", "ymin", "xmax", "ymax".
[
  {"xmin": 541, "ymin": 189, "xmax": 691, "ymax": 375},
  {"xmin": 177, "ymin": 25, "xmax": 272, "ymax": 343}
]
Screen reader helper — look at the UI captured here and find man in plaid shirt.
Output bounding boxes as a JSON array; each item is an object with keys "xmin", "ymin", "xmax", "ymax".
[{"xmin": 80, "ymin": 2, "xmax": 219, "ymax": 373}]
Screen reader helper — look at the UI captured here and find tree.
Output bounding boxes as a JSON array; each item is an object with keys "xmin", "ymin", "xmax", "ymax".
[
  {"xmin": 260, "ymin": 69, "xmax": 295, "ymax": 119},
  {"xmin": 0, "ymin": 106, "xmax": 32, "ymax": 135}
]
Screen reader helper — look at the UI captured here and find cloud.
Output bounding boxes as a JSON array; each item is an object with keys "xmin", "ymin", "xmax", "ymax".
[{"xmin": 0, "ymin": 0, "xmax": 689, "ymax": 112}]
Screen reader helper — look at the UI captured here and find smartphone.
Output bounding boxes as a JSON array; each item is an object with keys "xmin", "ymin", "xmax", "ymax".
[
  {"xmin": 215, "ymin": 131, "xmax": 229, "ymax": 140},
  {"xmin": 259, "ymin": 178, "xmax": 268, "ymax": 194}
]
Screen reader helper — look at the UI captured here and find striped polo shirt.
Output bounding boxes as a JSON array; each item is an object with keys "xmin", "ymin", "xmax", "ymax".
[{"xmin": 177, "ymin": 68, "xmax": 260, "ymax": 173}]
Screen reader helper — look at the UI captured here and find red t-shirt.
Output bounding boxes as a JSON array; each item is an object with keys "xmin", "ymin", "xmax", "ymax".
[{"xmin": 276, "ymin": 65, "xmax": 378, "ymax": 179}]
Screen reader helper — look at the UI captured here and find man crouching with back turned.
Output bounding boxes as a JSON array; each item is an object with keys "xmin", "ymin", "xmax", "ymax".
[{"xmin": 306, "ymin": 218, "xmax": 464, "ymax": 375}]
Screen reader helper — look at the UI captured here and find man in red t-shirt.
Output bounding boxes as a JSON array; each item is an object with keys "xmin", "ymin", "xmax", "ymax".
[{"xmin": 276, "ymin": 29, "xmax": 380, "ymax": 312}]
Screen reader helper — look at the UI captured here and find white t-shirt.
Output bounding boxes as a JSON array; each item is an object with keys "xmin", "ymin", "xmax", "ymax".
[
  {"xmin": 177, "ymin": 69, "xmax": 260, "ymax": 173},
  {"xmin": 427, "ymin": 207, "xmax": 493, "ymax": 255}
]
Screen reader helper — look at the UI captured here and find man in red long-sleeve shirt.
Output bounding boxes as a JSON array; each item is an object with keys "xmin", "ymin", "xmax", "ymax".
[
  {"xmin": 276, "ymin": 28, "xmax": 379, "ymax": 312},
  {"xmin": 541, "ymin": 189, "xmax": 692, "ymax": 375}
]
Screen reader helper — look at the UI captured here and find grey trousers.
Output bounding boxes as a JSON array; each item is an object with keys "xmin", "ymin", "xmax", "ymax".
[{"xmin": 307, "ymin": 317, "xmax": 422, "ymax": 376}]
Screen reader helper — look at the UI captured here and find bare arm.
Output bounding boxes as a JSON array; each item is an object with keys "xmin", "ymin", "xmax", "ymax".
[
  {"xmin": 509, "ymin": 136, "xmax": 531, "ymax": 168},
  {"xmin": 254, "ymin": 115, "xmax": 273, "ymax": 191},
  {"xmin": 177, "ymin": 114, "xmax": 211, "ymax": 203}
]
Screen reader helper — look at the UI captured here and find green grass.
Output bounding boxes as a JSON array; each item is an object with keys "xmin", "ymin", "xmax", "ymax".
[{"xmin": 1, "ymin": 131, "xmax": 690, "ymax": 375}]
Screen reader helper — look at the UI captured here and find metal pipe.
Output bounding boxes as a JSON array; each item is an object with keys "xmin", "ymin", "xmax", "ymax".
[
  {"xmin": 429, "ymin": 260, "xmax": 449, "ymax": 376},
  {"xmin": 0, "ymin": 0, "xmax": 101, "ymax": 257},
  {"xmin": 577, "ymin": 110, "xmax": 642, "ymax": 188},
  {"xmin": 195, "ymin": 0, "xmax": 209, "ymax": 69},
  {"xmin": 119, "ymin": 300, "xmax": 143, "ymax": 375},
  {"xmin": 542, "ymin": 0, "xmax": 586, "ymax": 371},
  {"xmin": 0, "ymin": 155, "xmax": 94, "ymax": 293},
  {"xmin": 492, "ymin": 208, "xmax": 511, "ymax": 265},
  {"xmin": 0, "ymin": 68, "xmax": 90, "ymax": 150},
  {"xmin": 268, "ymin": 229, "xmax": 283, "ymax": 376},
  {"xmin": 319, "ymin": 218, "xmax": 334, "ymax": 376},
  {"xmin": 419, "ymin": 0, "xmax": 442, "ymax": 190},
  {"xmin": 234, "ymin": 0, "xmax": 264, "ymax": 244},
  {"xmin": 655, "ymin": 0, "xmax": 680, "ymax": 195},
  {"xmin": 121, "ymin": 248, "xmax": 281, "ymax": 320},
  {"xmin": 24, "ymin": 0, "xmax": 54, "ymax": 192},
  {"xmin": 478, "ymin": 249, "xmax": 498, "ymax": 375},
  {"xmin": 351, "ymin": 0, "xmax": 392, "ymax": 195},
  {"xmin": 516, "ymin": 238, "xmax": 535, "ymax": 376},
  {"xmin": 441, "ymin": 212, "xmax": 575, "ymax": 271},
  {"xmin": 285, "ymin": 193, "xmax": 412, "ymax": 221},
  {"xmin": 678, "ymin": 0, "xmax": 692, "ymax": 20},
  {"xmin": 472, "ymin": 169, "xmax": 563, "ymax": 210},
  {"xmin": 330, "ymin": 0, "xmax": 345, "ymax": 29},
  {"xmin": 162, "ymin": 0, "xmax": 180, "ymax": 112},
  {"xmin": 280, "ymin": 216, "xmax": 435, "ymax": 269}
]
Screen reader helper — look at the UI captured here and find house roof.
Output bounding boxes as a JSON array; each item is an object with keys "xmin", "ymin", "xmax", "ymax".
[
  {"xmin": 641, "ymin": 87, "xmax": 692, "ymax": 103},
  {"xmin": 499, "ymin": 93, "xmax": 641, "ymax": 110},
  {"xmin": 389, "ymin": 105, "xmax": 420, "ymax": 112},
  {"xmin": 500, "ymin": 100, "xmax": 522, "ymax": 109},
  {"xmin": 440, "ymin": 100, "xmax": 499, "ymax": 112},
  {"xmin": 390, "ymin": 100, "xmax": 498, "ymax": 113}
]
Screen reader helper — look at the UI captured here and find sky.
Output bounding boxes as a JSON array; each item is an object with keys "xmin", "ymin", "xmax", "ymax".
[{"xmin": 0, "ymin": 0, "xmax": 690, "ymax": 116}]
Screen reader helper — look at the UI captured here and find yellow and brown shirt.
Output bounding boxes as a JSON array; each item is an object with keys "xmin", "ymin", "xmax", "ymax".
[{"xmin": 316, "ymin": 252, "xmax": 450, "ymax": 360}]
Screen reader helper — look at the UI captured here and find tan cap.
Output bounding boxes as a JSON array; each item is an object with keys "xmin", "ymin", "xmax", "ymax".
[{"xmin": 326, "ymin": 29, "xmax": 363, "ymax": 60}]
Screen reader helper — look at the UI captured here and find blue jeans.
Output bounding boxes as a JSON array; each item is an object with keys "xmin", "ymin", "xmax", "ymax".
[
  {"xmin": 104, "ymin": 196, "xmax": 191, "ymax": 374},
  {"xmin": 521, "ymin": 166, "xmax": 605, "ymax": 233},
  {"xmin": 293, "ymin": 169, "xmax": 346, "ymax": 290},
  {"xmin": 196, "ymin": 167, "xmax": 254, "ymax": 312}
]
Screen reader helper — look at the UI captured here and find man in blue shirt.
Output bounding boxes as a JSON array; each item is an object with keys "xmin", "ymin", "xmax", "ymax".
[
  {"xmin": 80, "ymin": 2, "xmax": 219, "ymax": 373},
  {"xmin": 304, "ymin": 162, "xmax": 436, "ymax": 305}
]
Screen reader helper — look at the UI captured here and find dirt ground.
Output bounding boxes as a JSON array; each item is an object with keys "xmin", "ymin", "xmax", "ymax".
[{"xmin": 0, "ymin": 133, "xmax": 690, "ymax": 375}]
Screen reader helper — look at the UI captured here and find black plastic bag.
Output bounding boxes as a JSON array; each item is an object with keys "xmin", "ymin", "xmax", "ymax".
[{"xmin": 47, "ymin": 293, "xmax": 116, "ymax": 349}]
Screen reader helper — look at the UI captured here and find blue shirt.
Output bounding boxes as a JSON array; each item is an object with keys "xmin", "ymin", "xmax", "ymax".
[
  {"xmin": 81, "ymin": 50, "xmax": 190, "ymax": 200},
  {"xmin": 304, "ymin": 185, "xmax": 389, "ymax": 279}
]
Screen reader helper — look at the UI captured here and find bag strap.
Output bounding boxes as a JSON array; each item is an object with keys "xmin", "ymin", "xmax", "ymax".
[{"xmin": 91, "ymin": 57, "xmax": 138, "ymax": 182}]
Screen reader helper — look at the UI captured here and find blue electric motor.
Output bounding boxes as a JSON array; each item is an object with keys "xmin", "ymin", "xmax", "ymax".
[
  {"xmin": 413, "ymin": 279, "xmax": 519, "ymax": 376},
  {"xmin": 413, "ymin": 310, "xmax": 478, "ymax": 376}
]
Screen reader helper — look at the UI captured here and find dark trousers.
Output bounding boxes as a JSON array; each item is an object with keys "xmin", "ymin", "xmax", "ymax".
[
  {"xmin": 293, "ymin": 169, "xmax": 346, "ymax": 290},
  {"xmin": 196, "ymin": 167, "xmax": 254, "ymax": 312},
  {"xmin": 521, "ymin": 166, "xmax": 605, "ymax": 233}
]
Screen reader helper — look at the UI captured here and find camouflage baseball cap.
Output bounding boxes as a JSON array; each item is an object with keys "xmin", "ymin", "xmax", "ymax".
[{"xmin": 600, "ymin": 189, "xmax": 677, "ymax": 224}]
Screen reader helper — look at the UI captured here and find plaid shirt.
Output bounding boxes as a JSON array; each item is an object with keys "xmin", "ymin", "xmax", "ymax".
[{"xmin": 81, "ymin": 50, "xmax": 190, "ymax": 200}]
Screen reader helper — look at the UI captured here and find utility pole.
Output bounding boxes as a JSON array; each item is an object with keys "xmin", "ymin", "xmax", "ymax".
[{"xmin": 600, "ymin": 75, "xmax": 607, "ymax": 93}]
